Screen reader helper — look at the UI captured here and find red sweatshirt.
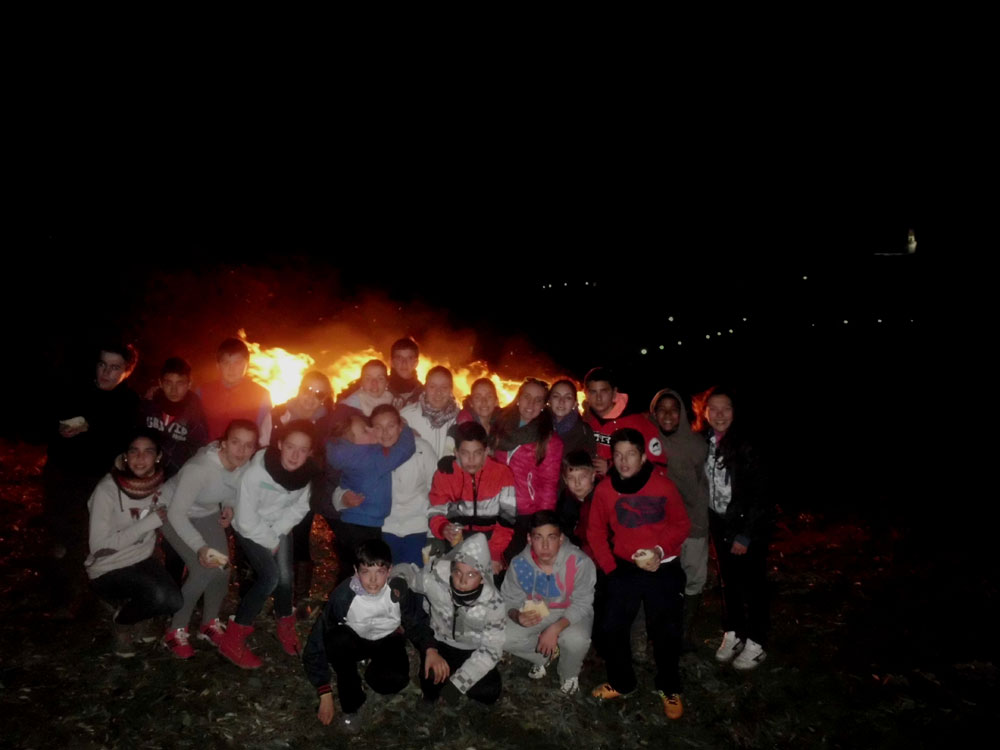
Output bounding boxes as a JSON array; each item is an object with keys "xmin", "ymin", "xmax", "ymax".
[
  {"xmin": 583, "ymin": 410, "xmax": 666, "ymax": 467},
  {"xmin": 586, "ymin": 462, "xmax": 690, "ymax": 575}
]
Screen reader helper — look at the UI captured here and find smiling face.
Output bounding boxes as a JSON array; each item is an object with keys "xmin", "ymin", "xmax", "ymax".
[
  {"xmin": 371, "ymin": 410, "xmax": 402, "ymax": 448},
  {"xmin": 517, "ymin": 382, "xmax": 547, "ymax": 423},
  {"xmin": 705, "ymin": 394, "xmax": 734, "ymax": 435},
  {"xmin": 126, "ymin": 437, "xmax": 160, "ymax": 478},
  {"xmin": 654, "ymin": 396, "xmax": 682, "ymax": 434},
  {"xmin": 356, "ymin": 563, "xmax": 390, "ymax": 594},
  {"xmin": 278, "ymin": 430, "xmax": 312, "ymax": 471},
  {"xmin": 470, "ymin": 382, "xmax": 498, "ymax": 421},
  {"xmin": 220, "ymin": 427, "xmax": 257, "ymax": 469},
  {"xmin": 361, "ymin": 363, "xmax": 388, "ymax": 397},
  {"xmin": 451, "ymin": 560, "xmax": 483, "ymax": 593},
  {"xmin": 612, "ymin": 439, "xmax": 646, "ymax": 479},
  {"xmin": 96, "ymin": 351, "xmax": 130, "ymax": 391},
  {"xmin": 424, "ymin": 371, "xmax": 453, "ymax": 410},
  {"xmin": 548, "ymin": 382, "xmax": 577, "ymax": 419},
  {"xmin": 585, "ymin": 380, "xmax": 617, "ymax": 418},
  {"xmin": 298, "ymin": 376, "xmax": 330, "ymax": 413},
  {"xmin": 529, "ymin": 523, "xmax": 563, "ymax": 566}
]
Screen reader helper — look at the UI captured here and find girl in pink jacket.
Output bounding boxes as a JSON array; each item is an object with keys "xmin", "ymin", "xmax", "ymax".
[{"xmin": 490, "ymin": 379, "xmax": 564, "ymax": 566}]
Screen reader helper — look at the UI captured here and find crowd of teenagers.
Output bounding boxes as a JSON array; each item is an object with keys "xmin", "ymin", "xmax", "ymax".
[{"xmin": 45, "ymin": 335, "xmax": 772, "ymax": 731}]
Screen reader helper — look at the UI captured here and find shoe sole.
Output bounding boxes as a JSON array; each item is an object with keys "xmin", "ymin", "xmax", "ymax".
[{"xmin": 733, "ymin": 655, "xmax": 766, "ymax": 671}]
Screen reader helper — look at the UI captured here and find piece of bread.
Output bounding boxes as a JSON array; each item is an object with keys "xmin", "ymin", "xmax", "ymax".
[
  {"xmin": 521, "ymin": 599, "xmax": 550, "ymax": 618},
  {"xmin": 632, "ymin": 548, "xmax": 656, "ymax": 566},
  {"xmin": 204, "ymin": 547, "xmax": 229, "ymax": 566}
]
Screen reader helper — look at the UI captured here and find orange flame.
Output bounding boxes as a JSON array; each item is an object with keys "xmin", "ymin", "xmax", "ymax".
[{"xmin": 241, "ymin": 333, "xmax": 581, "ymax": 410}]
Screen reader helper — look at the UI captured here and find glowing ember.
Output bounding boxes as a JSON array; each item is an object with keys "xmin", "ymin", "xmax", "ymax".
[{"xmin": 241, "ymin": 333, "xmax": 582, "ymax": 410}]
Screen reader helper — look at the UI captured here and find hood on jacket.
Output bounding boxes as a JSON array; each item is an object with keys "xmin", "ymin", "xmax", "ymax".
[
  {"xmin": 450, "ymin": 532, "xmax": 493, "ymax": 580},
  {"xmin": 649, "ymin": 388, "xmax": 695, "ymax": 439}
]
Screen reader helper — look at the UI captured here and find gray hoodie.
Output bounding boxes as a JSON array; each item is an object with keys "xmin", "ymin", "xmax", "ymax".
[
  {"xmin": 393, "ymin": 533, "xmax": 505, "ymax": 694},
  {"xmin": 648, "ymin": 388, "xmax": 709, "ymax": 538}
]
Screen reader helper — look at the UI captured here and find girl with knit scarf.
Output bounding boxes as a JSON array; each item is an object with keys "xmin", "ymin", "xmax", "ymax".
[{"xmin": 85, "ymin": 429, "xmax": 182, "ymax": 658}]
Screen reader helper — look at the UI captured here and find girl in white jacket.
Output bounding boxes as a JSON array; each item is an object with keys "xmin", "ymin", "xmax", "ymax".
[{"xmin": 221, "ymin": 420, "xmax": 319, "ymax": 668}]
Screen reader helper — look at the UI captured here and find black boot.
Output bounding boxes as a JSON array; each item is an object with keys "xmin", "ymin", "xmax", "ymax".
[
  {"xmin": 682, "ymin": 594, "xmax": 702, "ymax": 653},
  {"xmin": 294, "ymin": 561, "xmax": 314, "ymax": 619}
]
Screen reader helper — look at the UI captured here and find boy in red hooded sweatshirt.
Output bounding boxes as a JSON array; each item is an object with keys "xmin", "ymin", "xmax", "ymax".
[{"xmin": 586, "ymin": 428, "xmax": 690, "ymax": 720}]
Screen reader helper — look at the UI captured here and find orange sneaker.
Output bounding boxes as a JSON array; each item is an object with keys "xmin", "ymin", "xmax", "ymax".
[
  {"xmin": 591, "ymin": 683, "xmax": 635, "ymax": 700},
  {"xmin": 659, "ymin": 692, "xmax": 683, "ymax": 719}
]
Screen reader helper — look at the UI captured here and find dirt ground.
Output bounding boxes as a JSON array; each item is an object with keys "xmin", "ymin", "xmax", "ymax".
[{"xmin": 1, "ymin": 440, "xmax": 995, "ymax": 749}]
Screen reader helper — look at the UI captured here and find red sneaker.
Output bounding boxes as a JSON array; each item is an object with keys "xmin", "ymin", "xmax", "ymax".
[
  {"xmin": 219, "ymin": 618, "xmax": 262, "ymax": 669},
  {"xmin": 198, "ymin": 618, "xmax": 227, "ymax": 648},
  {"xmin": 275, "ymin": 614, "xmax": 301, "ymax": 656},
  {"xmin": 164, "ymin": 627, "xmax": 195, "ymax": 659}
]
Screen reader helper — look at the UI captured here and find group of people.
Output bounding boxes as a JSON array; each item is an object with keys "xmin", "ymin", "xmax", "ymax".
[{"xmin": 47, "ymin": 334, "xmax": 771, "ymax": 733}]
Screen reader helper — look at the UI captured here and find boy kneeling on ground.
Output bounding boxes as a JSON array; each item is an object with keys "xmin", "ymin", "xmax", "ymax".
[
  {"xmin": 302, "ymin": 540, "xmax": 438, "ymax": 732},
  {"xmin": 501, "ymin": 509, "xmax": 596, "ymax": 695}
]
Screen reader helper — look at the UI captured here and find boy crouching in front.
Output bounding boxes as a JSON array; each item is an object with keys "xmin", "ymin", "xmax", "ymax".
[{"xmin": 303, "ymin": 540, "xmax": 436, "ymax": 733}]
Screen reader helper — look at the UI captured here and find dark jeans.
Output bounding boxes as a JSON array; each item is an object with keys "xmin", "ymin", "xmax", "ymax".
[
  {"xmin": 710, "ymin": 514, "xmax": 769, "ymax": 647},
  {"xmin": 291, "ymin": 510, "xmax": 316, "ymax": 564},
  {"xmin": 90, "ymin": 557, "xmax": 183, "ymax": 625},
  {"xmin": 234, "ymin": 532, "xmax": 293, "ymax": 625},
  {"xmin": 333, "ymin": 521, "xmax": 382, "ymax": 585},
  {"xmin": 327, "ymin": 626, "xmax": 410, "ymax": 713},
  {"xmin": 601, "ymin": 558, "xmax": 686, "ymax": 695},
  {"xmin": 419, "ymin": 641, "xmax": 502, "ymax": 704},
  {"xmin": 501, "ymin": 514, "xmax": 532, "ymax": 567}
]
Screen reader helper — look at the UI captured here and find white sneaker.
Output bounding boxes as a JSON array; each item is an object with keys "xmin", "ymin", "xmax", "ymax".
[
  {"xmin": 528, "ymin": 663, "xmax": 547, "ymax": 680},
  {"xmin": 732, "ymin": 639, "xmax": 766, "ymax": 670},
  {"xmin": 715, "ymin": 631, "xmax": 744, "ymax": 663},
  {"xmin": 560, "ymin": 676, "xmax": 579, "ymax": 695}
]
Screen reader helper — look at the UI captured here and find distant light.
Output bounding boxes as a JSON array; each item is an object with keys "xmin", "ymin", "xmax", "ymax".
[
  {"xmin": 584, "ymin": 282, "xmax": 589, "ymax": 286},
  {"xmin": 677, "ymin": 341, "xmax": 682, "ymax": 346},
  {"xmin": 659, "ymin": 345, "xmax": 665, "ymax": 350},
  {"xmin": 668, "ymin": 316, "xmax": 674, "ymax": 322},
  {"xmin": 811, "ymin": 323, "xmax": 815, "ymax": 327},
  {"xmin": 843, "ymin": 320, "xmax": 849, "ymax": 324},
  {"xmin": 910, "ymin": 319, "xmax": 914, "ymax": 323},
  {"xmin": 877, "ymin": 319, "xmax": 882, "ymax": 323},
  {"xmin": 802, "ymin": 275, "xmax": 808, "ymax": 280},
  {"xmin": 640, "ymin": 348, "xmax": 648, "ymax": 355},
  {"xmin": 728, "ymin": 329, "xmax": 733, "ymax": 334},
  {"xmin": 717, "ymin": 332, "xmax": 722, "ymax": 336},
  {"xmin": 542, "ymin": 285, "xmax": 546, "ymax": 289},
  {"xmin": 548, "ymin": 284, "xmax": 553, "ymax": 288},
  {"xmin": 564, "ymin": 282, "xmax": 568, "ymax": 287},
  {"xmin": 742, "ymin": 317, "xmax": 747, "ymax": 322},
  {"xmin": 705, "ymin": 334, "xmax": 711, "ymax": 339}
]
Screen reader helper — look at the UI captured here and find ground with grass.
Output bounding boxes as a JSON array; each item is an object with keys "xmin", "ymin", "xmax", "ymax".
[{"xmin": 1, "ymin": 440, "xmax": 994, "ymax": 749}]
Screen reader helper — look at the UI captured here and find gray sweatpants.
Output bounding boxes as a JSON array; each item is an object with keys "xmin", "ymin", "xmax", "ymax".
[
  {"xmin": 503, "ymin": 612, "xmax": 593, "ymax": 681},
  {"xmin": 161, "ymin": 516, "xmax": 230, "ymax": 631}
]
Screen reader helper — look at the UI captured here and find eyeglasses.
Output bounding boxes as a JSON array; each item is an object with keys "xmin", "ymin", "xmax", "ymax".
[{"xmin": 302, "ymin": 386, "xmax": 328, "ymax": 398}]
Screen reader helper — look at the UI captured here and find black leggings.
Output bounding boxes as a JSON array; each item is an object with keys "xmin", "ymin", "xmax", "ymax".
[{"xmin": 91, "ymin": 557, "xmax": 183, "ymax": 625}]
